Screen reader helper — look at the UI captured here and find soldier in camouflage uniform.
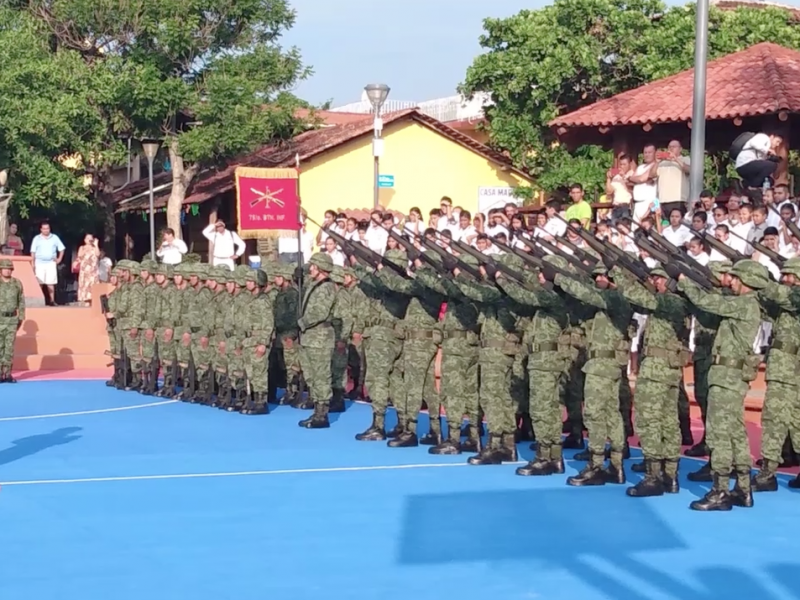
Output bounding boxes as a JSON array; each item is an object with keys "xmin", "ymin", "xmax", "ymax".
[
  {"xmin": 373, "ymin": 250, "xmax": 445, "ymax": 448},
  {"xmin": 414, "ymin": 253, "xmax": 482, "ymax": 454},
  {"xmin": 353, "ymin": 253, "xmax": 410, "ymax": 442},
  {"xmin": 190, "ymin": 265, "xmax": 218, "ymax": 403},
  {"xmin": 615, "ymin": 265, "xmax": 691, "ymax": 497},
  {"xmin": 120, "ymin": 261, "xmax": 145, "ymax": 392},
  {"xmin": 212, "ymin": 269, "xmax": 240, "ymax": 409},
  {"xmin": 174, "ymin": 264, "xmax": 199, "ymax": 400},
  {"xmin": 548, "ymin": 261, "xmax": 632, "ymax": 486},
  {"xmin": 342, "ymin": 266, "xmax": 368, "ymax": 401},
  {"xmin": 684, "ymin": 261, "xmax": 733, "ymax": 458},
  {"xmin": 152, "ymin": 264, "xmax": 178, "ymax": 397},
  {"xmin": 297, "ymin": 252, "xmax": 337, "ymax": 429},
  {"xmin": 227, "ymin": 266, "xmax": 256, "ymax": 410},
  {"xmin": 138, "ymin": 259, "xmax": 161, "ymax": 395},
  {"xmin": 496, "ymin": 254, "xmax": 570, "ymax": 476},
  {"xmin": 103, "ymin": 266, "xmax": 122, "ymax": 388},
  {"xmin": 678, "ymin": 259, "xmax": 768, "ymax": 511},
  {"xmin": 0, "ymin": 258, "xmax": 24, "ymax": 382},
  {"xmin": 329, "ymin": 265, "xmax": 350, "ymax": 414},
  {"xmin": 752, "ymin": 257, "xmax": 800, "ymax": 491},
  {"xmin": 273, "ymin": 264, "xmax": 302, "ymax": 407},
  {"xmin": 241, "ymin": 267, "xmax": 274, "ymax": 414}
]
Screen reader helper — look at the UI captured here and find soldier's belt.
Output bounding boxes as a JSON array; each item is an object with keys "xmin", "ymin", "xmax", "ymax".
[
  {"xmin": 482, "ymin": 339, "xmax": 520, "ymax": 351},
  {"xmin": 530, "ymin": 342, "xmax": 559, "ymax": 353},
  {"xmin": 0, "ymin": 311, "xmax": 16, "ymax": 317},
  {"xmin": 643, "ymin": 347, "xmax": 671, "ymax": 359},
  {"xmin": 191, "ymin": 326, "xmax": 201, "ymax": 333},
  {"xmin": 772, "ymin": 340, "xmax": 800, "ymax": 355},
  {"xmin": 712, "ymin": 355, "xmax": 744, "ymax": 369},
  {"xmin": 369, "ymin": 319, "xmax": 397, "ymax": 329},
  {"xmin": 405, "ymin": 329, "xmax": 435, "ymax": 341},
  {"xmin": 444, "ymin": 330, "xmax": 478, "ymax": 340},
  {"xmin": 588, "ymin": 350, "xmax": 617, "ymax": 360}
]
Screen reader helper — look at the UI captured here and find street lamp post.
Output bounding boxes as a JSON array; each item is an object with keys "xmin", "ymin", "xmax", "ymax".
[
  {"xmin": 689, "ymin": 0, "xmax": 709, "ymax": 201},
  {"xmin": 141, "ymin": 139, "xmax": 161, "ymax": 260},
  {"xmin": 364, "ymin": 83, "xmax": 390, "ymax": 209}
]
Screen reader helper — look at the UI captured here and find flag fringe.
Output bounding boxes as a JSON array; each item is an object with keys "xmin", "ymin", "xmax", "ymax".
[
  {"xmin": 239, "ymin": 229, "xmax": 296, "ymax": 240},
  {"xmin": 235, "ymin": 167, "xmax": 298, "ymax": 179}
]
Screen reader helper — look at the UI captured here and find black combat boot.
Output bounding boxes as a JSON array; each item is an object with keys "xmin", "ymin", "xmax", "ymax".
[
  {"xmin": 626, "ymin": 459, "xmax": 664, "ymax": 497},
  {"xmin": 662, "ymin": 459, "xmax": 680, "ymax": 493},
  {"xmin": 467, "ymin": 433, "xmax": 507, "ymax": 465},
  {"xmin": 460, "ymin": 422, "xmax": 481, "ymax": 452},
  {"xmin": 242, "ymin": 392, "xmax": 269, "ymax": 415},
  {"xmin": 430, "ymin": 432, "xmax": 462, "ymax": 455},
  {"xmin": 573, "ymin": 448, "xmax": 591, "ymax": 461},
  {"xmin": 329, "ymin": 390, "xmax": 346, "ymax": 413},
  {"xmin": 299, "ymin": 403, "xmax": 330, "ymax": 429},
  {"xmin": 730, "ymin": 471, "xmax": 754, "ymax": 508},
  {"xmin": 388, "ymin": 428, "xmax": 419, "ymax": 448},
  {"xmin": 355, "ymin": 414, "xmax": 387, "ymax": 441},
  {"xmin": 631, "ymin": 460, "xmax": 646, "ymax": 473},
  {"xmin": 685, "ymin": 434, "xmax": 709, "ymax": 457},
  {"xmin": 516, "ymin": 444, "xmax": 555, "ymax": 476},
  {"xmin": 291, "ymin": 390, "xmax": 314, "ymax": 410},
  {"xmin": 567, "ymin": 456, "xmax": 607, "ymax": 487},
  {"xmin": 788, "ymin": 473, "xmax": 800, "ymax": 489},
  {"xmin": 603, "ymin": 450, "xmax": 626, "ymax": 484},
  {"xmin": 751, "ymin": 459, "xmax": 779, "ymax": 492},
  {"xmin": 420, "ymin": 413, "xmax": 442, "ymax": 446},
  {"xmin": 687, "ymin": 461, "xmax": 713, "ymax": 482},
  {"xmin": 690, "ymin": 474, "xmax": 733, "ymax": 511}
]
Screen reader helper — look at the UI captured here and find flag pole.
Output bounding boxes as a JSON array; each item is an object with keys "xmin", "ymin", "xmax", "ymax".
[{"xmin": 295, "ymin": 152, "xmax": 303, "ymax": 305}]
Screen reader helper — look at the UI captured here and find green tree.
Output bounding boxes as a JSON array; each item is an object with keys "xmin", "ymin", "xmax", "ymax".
[
  {"xmin": 461, "ymin": 0, "xmax": 800, "ymax": 196},
  {"xmin": 20, "ymin": 0, "xmax": 310, "ymax": 238}
]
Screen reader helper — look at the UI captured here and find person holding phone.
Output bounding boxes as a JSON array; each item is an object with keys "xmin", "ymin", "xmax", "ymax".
[
  {"xmin": 75, "ymin": 233, "xmax": 100, "ymax": 306},
  {"xmin": 628, "ymin": 144, "xmax": 659, "ymax": 224},
  {"xmin": 657, "ymin": 140, "xmax": 691, "ymax": 218}
]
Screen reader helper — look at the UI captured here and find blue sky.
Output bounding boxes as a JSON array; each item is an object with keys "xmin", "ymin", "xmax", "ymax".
[{"xmin": 282, "ymin": 0, "xmax": 544, "ymax": 106}]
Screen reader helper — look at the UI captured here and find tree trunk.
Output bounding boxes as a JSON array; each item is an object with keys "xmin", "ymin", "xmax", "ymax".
[
  {"xmin": 93, "ymin": 166, "xmax": 117, "ymax": 259},
  {"xmin": 0, "ymin": 193, "xmax": 12, "ymax": 246},
  {"xmin": 167, "ymin": 138, "xmax": 200, "ymax": 240}
]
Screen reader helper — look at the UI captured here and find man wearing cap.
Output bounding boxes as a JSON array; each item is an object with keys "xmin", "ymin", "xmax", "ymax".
[
  {"xmin": 139, "ymin": 260, "xmax": 163, "ymax": 395},
  {"xmin": 328, "ymin": 265, "xmax": 350, "ymax": 413},
  {"xmin": 678, "ymin": 259, "xmax": 768, "ymax": 510},
  {"xmin": 211, "ymin": 269, "xmax": 238, "ymax": 408},
  {"xmin": 191, "ymin": 266, "xmax": 223, "ymax": 403},
  {"xmin": 202, "ymin": 220, "xmax": 246, "ymax": 270},
  {"xmin": 546, "ymin": 261, "xmax": 633, "ymax": 486},
  {"xmin": 297, "ymin": 252, "xmax": 337, "ymax": 428},
  {"xmin": 226, "ymin": 266, "xmax": 256, "ymax": 410},
  {"xmin": 241, "ymin": 268, "xmax": 273, "ymax": 414},
  {"xmin": 495, "ymin": 254, "xmax": 570, "ymax": 476},
  {"xmin": 340, "ymin": 266, "xmax": 368, "ymax": 401},
  {"xmin": 102, "ymin": 266, "xmax": 123, "ymax": 388},
  {"xmin": 120, "ymin": 262, "xmax": 146, "ymax": 391},
  {"xmin": 155, "ymin": 264, "xmax": 187, "ymax": 398},
  {"xmin": 0, "ymin": 258, "xmax": 24, "ymax": 382},
  {"xmin": 751, "ymin": 256, "xmax": 800, "ymax": 491},
  {"xmin": 615, "ymin": 263, "xmax": 691, "ymax": 497},
  {"xmin": 273, "ymin": 264, "xmax": 302, "ymax": 406},
  {"xmin": 684, "ymin": 260, "xmax": 733, "ymax": 460}
]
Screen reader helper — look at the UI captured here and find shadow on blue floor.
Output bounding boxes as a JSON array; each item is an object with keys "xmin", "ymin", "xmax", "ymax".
[{"xmin": 0, "ymin": 427, "xmax": 82, "ymax": 466}]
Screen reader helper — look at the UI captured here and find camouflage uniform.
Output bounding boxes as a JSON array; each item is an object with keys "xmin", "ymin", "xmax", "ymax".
[
  {"xmin": 242, "ymin": 268, "xmax": 274, "ymax": 414},
  {"xmin": 342, "ymin": 267, "xmax": 368, "ymax": 400},
  {"xmin": 273, "ymin": 265, "xmax": 301, "ymax": 405},
  {"xmin": 415, "ymin": 259, "xmax": 482, "ymax": 454},
  {"xmin": 297, "ymin": 253, "xmax": 337, "ymax": 428},
  {"xmin": 497, "ymin": 255, "xmax": 569, "ymax": 475},
  {"xmin": 555, "ymin": 264, "xmax": 632, "ymax": 485},
  {"xmin": 103, "ymin": 267, "xmax": 122, "ymax": 387},
  {"xmin": 174, "ymin": 264, "xmax": 199, "ymax": 399},
  {"xmin": 329, "ymin": 266, "xmax": 350, "ymax": 411},
  {"xmin": 615, "ymin": 265, "xmax": 691, "ymax": 496},
  {"xmin": 0, "ymin": 258, "xmax": 24, "ymax": 381},
  {"xmin": 119, "ymin": 262, "xmax": 145, "ymax": 390},
  {"xmin": 190, "ymin": 266, "xmax": 218, "ymax": 402},
  {"xmin": 153, "ymin": 265, "xmax": 179, "ymax": 396},
  {"xmin": 679, "ymin": 259, "xmax": 768, "ymax": 511},
  {"xmin": 752, "ymin": 258, "xmax": 800, "ymax": 490},
  {"xmin": 138, "ymin": 259, "xmax": 162, "ymax": 394},
  {"xmin": 228, "ymin": 267, "xmax": 256, "ymax": 405}
]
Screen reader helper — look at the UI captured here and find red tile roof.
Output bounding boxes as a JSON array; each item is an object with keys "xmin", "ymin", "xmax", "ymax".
[
  {"xmin": 550, "ymin": 42, "xmax": 800, "ymax": 129},
  {"xmin": 116, "ymin": 109, "xmax": 528, "ymax": 212},
  {"xmin": 294, "ymin": 108, "xmax": 372, "ymax": 126}
]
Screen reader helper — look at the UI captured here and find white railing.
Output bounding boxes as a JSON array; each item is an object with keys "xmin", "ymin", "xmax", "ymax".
[{"xmin": 329, "ymin": 92, "xmax": 491, "ymax": 123}]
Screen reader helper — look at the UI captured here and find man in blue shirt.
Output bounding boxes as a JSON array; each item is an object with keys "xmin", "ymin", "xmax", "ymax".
[{"xmin": 30, "ymin": 222, "xmax": 65, "ymax": 305}]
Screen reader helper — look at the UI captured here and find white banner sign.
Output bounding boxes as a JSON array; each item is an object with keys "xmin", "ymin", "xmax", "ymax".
[{"xmin": 478, "ymin": 186, "xmax": 519, "ymax": 215}]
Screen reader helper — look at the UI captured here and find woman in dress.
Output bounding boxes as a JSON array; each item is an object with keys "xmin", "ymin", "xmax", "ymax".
[{"xmin": 76, "ymin": 234, "xmax": 100, "ymax": 305}]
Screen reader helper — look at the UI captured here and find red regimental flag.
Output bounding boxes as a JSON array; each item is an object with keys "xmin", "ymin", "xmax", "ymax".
[{"xmin": 235, "ymin": 167, "xmax": 300, "ymax": 238}]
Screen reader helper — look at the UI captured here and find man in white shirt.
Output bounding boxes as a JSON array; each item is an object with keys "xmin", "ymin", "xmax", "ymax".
[
  {"xmin": 364, "ymin": 210, "xmax": 388, "ymax": 255},
  {"xmin": 454, "ymin": 210, "xmax": 477, "ymax": 245},
  {"xmin": 734, "ymin": 132, "xmax": 782, "ymax": 188},
  {"xmin": 657, "ymin": 140, "xmax": 691, "ymax": 216},
  {"xmin": 662, "ymin": 208, "xmax": 693, "ymax": 248},
  {"xmin": 542, "ymin": 200, "xmax": 567, "ymax": 239},
  {"xmin": 202, "ymin": 220, "xmax": 246, "ymax": 270},
  {"xmin": 629, "ymin": 144, "xmax": 659, "ymax": 222},
  {"xmin": 156, "ymin": 228, "xmax": 188, "ymax": 265},
  {"xmin": 437, "ymin": 196, "xmax": 458, "ymax": 233}
]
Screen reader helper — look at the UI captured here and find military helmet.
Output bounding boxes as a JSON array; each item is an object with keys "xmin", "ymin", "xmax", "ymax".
[
  {"xmin": 780, "ymin": 256, "xmax": 800, "ymax": 279},
  {"xmin": 708, "ymin": 260, "xmax": 733, "ymax": 277},
  {"xmin": 382, "ymin": 248, "xmax": 408, "ymax": 269},
  {"xmin": 329, "ymin": 265, "xmax": 345, "ymax": 284},
  {"xmin": 245, "ymin": 268, "xmax": 259, "ymax": 283},
  {"xmin": 649, "ymin": 265, "xmax": 669, "ymax": 279},
  {"xmin": 0, "ymin": 258, "xmax": 13, "ymax": 271},
  {"xmin": 543, "ymin": 254, "xmax": 569, "ymax": 271},
  {"xmin": 729, "ymin": 259, "xmax": 770, "ymax": 290},
  {"xmin": 309, "ymin": 252, "xmax": 334, "ymax": 273},
  {"xmin": 459, "ymin": 253, "xmax": 479, "ymax": 267},
  {"xmin": 140, "ymin": 258, "xmax": 158, "ymax": 274},
  {"xmin": 497, "ymin": 251, "xmax": 524, "ymax": 270},
  {"xmin": 342, "ymin": 266, "xmax": 357, "ymax": 280},
  {"xmin": 591, "ymin": 263, "xmax": 608, "ymax": 277},
  {"xmin": 234, "ymin": 271, "xmax": 248, "ymax": 286},
  {"xmin": 255, "ymin": 269, "xmax": 268, "ymax": 286}
]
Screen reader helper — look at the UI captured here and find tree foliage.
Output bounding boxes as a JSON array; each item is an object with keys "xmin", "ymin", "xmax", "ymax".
[{"xmin": 461, "ymin": 0, "xmax": 800, "ymax": 196}]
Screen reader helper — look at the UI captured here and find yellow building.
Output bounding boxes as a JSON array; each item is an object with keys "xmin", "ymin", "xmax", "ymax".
[{"xmin": 115, "ymin": 109, "xmax": 533, "ymax": 254}]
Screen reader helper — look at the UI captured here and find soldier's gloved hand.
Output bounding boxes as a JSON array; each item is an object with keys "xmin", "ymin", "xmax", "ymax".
[
  {"xmin": 483, "ymin": 262, "xmax": 498, "ymax": 279},
  {"xmin": 442, "ymin": 256, "xmax": 457, "ymax": 271},
  {"xmin": 540, "ymin": 264, "xmax": 558, "ymax": 282},
  {"xmin": 255, "ymin": 344, "xmax": 267, "ymax": 357},
  {"xmin": 602, "ymin": 254, "xmax": 616, "ymax": 270},
  {"xmin": 663, "ymin": 262, "xmax": 682, "ymax": 280}
]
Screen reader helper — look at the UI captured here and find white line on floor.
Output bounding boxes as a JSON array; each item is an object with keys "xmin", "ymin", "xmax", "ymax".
[
  {"xmin": 0, "ymin": 461, "xmax": 512, "ymax": 487},
  {"xmin": 0, "ymin": 400, "xmax": 178, "ymax": 422}
]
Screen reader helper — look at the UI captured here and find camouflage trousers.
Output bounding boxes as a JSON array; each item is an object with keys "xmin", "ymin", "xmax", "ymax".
[
  {"xmin": 478, "ymin": 347, "xmax": 516, "ymax": 436},
  {"xmin": 512, "ymin": 353, "xmax": 529, "ymax": 414},
  {"xmin": 760, "ymin": 380, "xmax": 800, "ymax": 467},
  {"xmin": 300, "ymin": 344, "xmax": 332, "ymax": 404},
  {"xmin": 563, "ymin": 349, "xmax": 586, "ymax": 436},
  {"xmin": 141, "ymin": 328, "xmax": 159, "ymax": 365},
  {"xmin": 363, "ymin": 330, "xmax": 403, "ymax": 415},
  {"xmin": 331, "ymin": 341, "xmax": 348, "ymax": 394},
  {"xmin": 192, "ymin": 333, "xmax": 214, "ymax": 377},
  {"xmin": 529, "ymin": 368, "xmax": 565, "ymax": 450},
  {"xmin": 619, "ymin": 369, "xmax": 634, "ymax": 438},
  {"xmin": 243, "ymin": 338, "xmax": 270, "ymax": 393},
  {"xmin": 440, "ymin": 345, "xmax": 479, "ymax": 440},
  {"xmin": 122, "ymin": 329, "xmax": 143, "ymax": 372},
  {"xmin": 156, "ymin": 327, "xmax": 178, "ymax": 368},
  {"xmin": 175, "ymin": 328, "xmax": 193, "ymax": 368},
  {"xmin": 584, "ymin": 371, "xmax": 626, "ymax": 464},
  {"xmin": 278, "ymin": 335, "xmax": 301, "ymax": 378},
  {"xmin": 398, "ymin": 338, "xmax": 439, "ymax": 434},
  {"xmin": 0, "ymin": 318, "xmax": 17, "ymax": 369},
  {"xmin": 707, "ymin": 384, "xmax": 750, "ymax": 487},
  {"xmin": 107, "ymin": 325, "xmax": 121, "ymax": 359},
  {"xmin": 213, "ymin": 332, "xmax": 246, "ymax": 377},
  {"xmin": 348, "ymin": 339, "xmax": 365, "ymax": 393},
  {"xmin": 634, "ymin": 367, "xmax": 681, "ymax": 461}
]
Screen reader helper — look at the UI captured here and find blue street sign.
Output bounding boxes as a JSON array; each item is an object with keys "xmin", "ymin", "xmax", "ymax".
[{"xmin": 378, "ymin": 174, "xmax": 395, "ymax": 188}]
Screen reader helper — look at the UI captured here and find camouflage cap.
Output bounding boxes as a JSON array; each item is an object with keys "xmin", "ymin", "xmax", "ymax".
[
  {"xmin": 309, "ymin": 252, "xmax": 334, "ymax": 273},
  {"xmin": 497, "ymin": 251, "xmax": 524, "ymax": 270},
  {"xmin": 780, "ymin": 256, "xmax": 800, "ymax": 279},
  {"xmin": 272, "ymin": 264, "xmax": 294, "ymax": 280},
  {"xmin": 543, "ymin": 254, "xmax": 569, "ymax": 271},
  {"xmin": 234, "ymin": 271, "xmax": 248, "ymax": 286},
  {"xmin": 329, "ymin": 265, "xmax": 345, "ymax": 284},
  {"xmin": 729, "ymin": 259, "xmax": 770, "ymax": 290},
  {"xmin": 708, "ymin": 260, "xmax": 733, "ymax": 276},
  {"xmin": 212, "ymin": 266, "xmax": 230, "ymax": 283},
  {"xmin": 140, "ymin": 258, "xmax": 158, "ymax": 274},
  {"xmin": 592, "ymin": 263, "xmax": 608, "ymax": 277},
  {"xmin": 0, "ymin": 258, "xmax": 13, "ymax": 270},
  {"xmin": 245, "ymin": 268, "xmax": 259, "ymax": 283},
  {"xmin": 342, "ymin": 266, "xmax": 357, "ymax": 279},
  {"xmin": 115, "ymin": 259, "xmax": 132, "ymax": 271},
  {"xmin": 383, "ymin": 248, "xmax": 408, "ymax": 269}
]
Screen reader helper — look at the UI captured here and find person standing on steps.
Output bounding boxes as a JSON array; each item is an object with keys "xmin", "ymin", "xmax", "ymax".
[
  {"xmin": 30, "ymin": 222, "xmax": 65, "ymax": 306},
  {"xmin": 0, "ymin": 258, "xmax": 24, "ymax": 383},
  {"xmin": 202, "ymin": 220, "xmax": 245, "ymax": 270},
  {"xmin": 677, "ymin": 259, "xmax": 768, "ymax": 511}
]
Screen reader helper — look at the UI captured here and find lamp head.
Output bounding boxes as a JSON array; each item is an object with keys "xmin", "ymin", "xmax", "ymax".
[
  {"xmin": 140, "ymin": 139, "xmax": 161, "ymax": 161},
  {"xmin": 364, "ymin": 83, "xmax": 390, "ymax": 112}
]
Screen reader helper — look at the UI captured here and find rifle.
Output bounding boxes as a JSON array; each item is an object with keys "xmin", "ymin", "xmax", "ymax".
[
  {"xmin": 556, "ymin": 236, "xmax": 599, "ymax": 265},
  {"xmin": 404, "ymin": 230, "xmax": 484, "ymax": 280},
  {"xmin": 635, "ymin": 226, "xmax": 719, "ymax": 282},
  {"xmin": 632, "ymin": 235, "xmax": 717, "ymax": 290},
  {"xmin": 690, "ymin": 229, "xmax": 747, "ymax": 263},
  {"xmin": 726, "ymin": 226, "xmax": 786, "ymax": 267},
  {"xmin": 385, "ymin": 226, "xmax": 443, "ymax": 271},
  {"xmin": 532, "ymin": 236, "xmax": 594, "ymax": 274},
  {"xmin": 100, "ymin": 294, "xmax": 116, "ymax": 328},
  {"xmin": 439, "ymin": 233, "xmax": 530, "ymax": 285},
  {"xmin": 489, "ymin": 235, "xmax": 576, "ymax": 280}
]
